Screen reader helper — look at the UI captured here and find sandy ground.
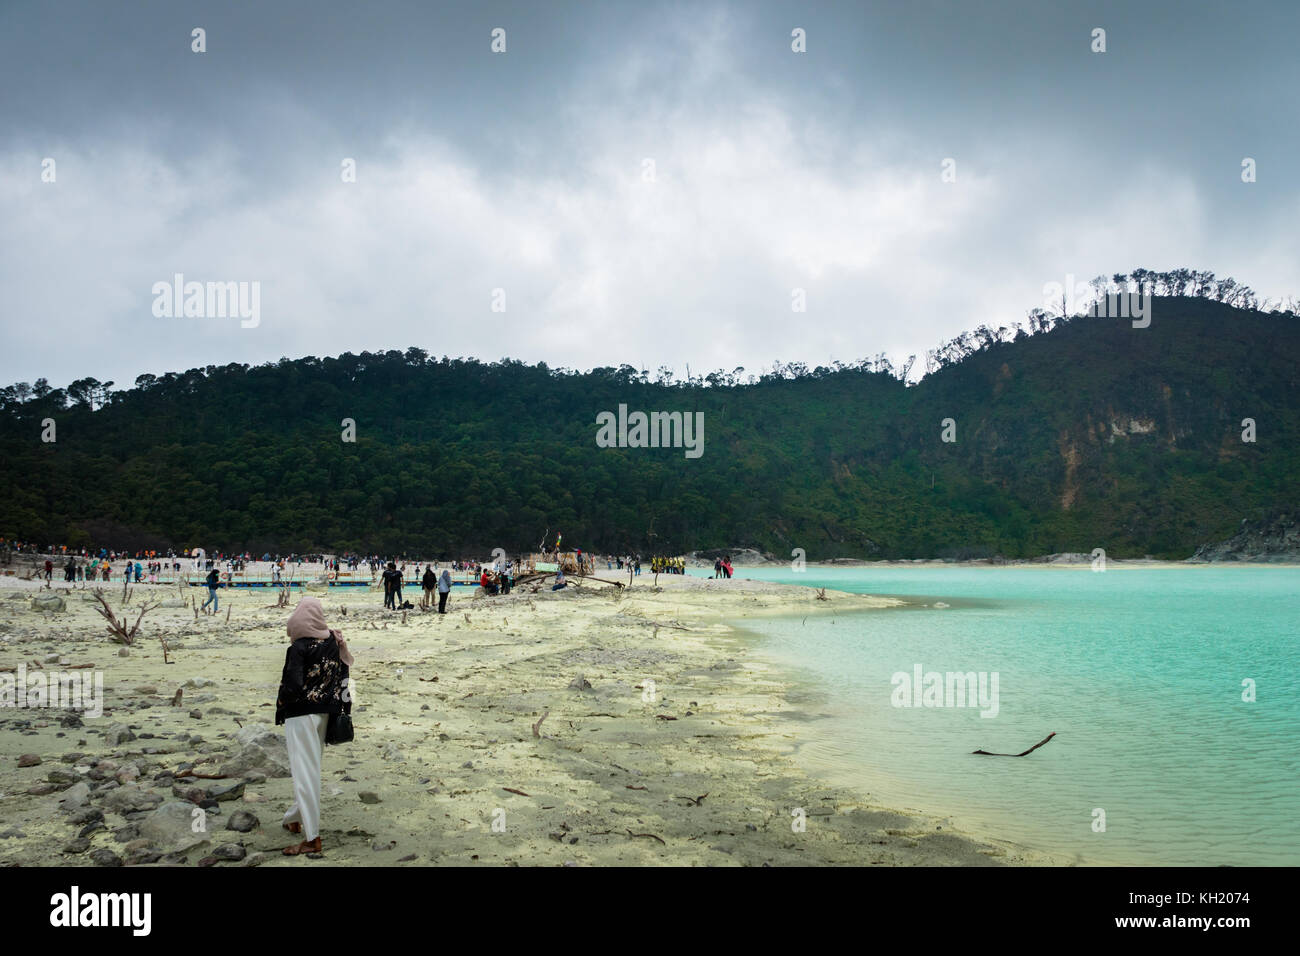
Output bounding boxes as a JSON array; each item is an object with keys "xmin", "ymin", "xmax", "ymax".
[{"xmin": 0, "ymin": 571, "xmax": 1062, "ymax": 866}]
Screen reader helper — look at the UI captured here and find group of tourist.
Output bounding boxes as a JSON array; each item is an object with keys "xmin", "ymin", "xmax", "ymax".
[
  {"xmin": 379, "ymin": 561, "xmax": 460, "ymax": 613},
  {"xmin": 376, "ymin": 557, "xmax": 519, "ymax": 612},
  {"xmin": 478, "ymin": 566, "xmax": 513, "ymax": 596},
  {"xmin": 344, "ymin": 555, "xmax": 486, "ymax": 576},
  {"xmin": 24, "ymin": 546, "xmax": 742, "ymax": 594},
  {"xmin": 606, "ymin": 554, "xmax": 642, "ymax": 574},
  {"xmin": 48, "ymin": 557, "xmax": 161, "ymax": 584},
  {"xmin": 651, "ymin": 556, "xmax": 686, "ymax": 574}
]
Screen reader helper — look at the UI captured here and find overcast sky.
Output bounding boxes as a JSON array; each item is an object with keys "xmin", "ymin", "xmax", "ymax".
[{"xmin": 2, "ymin": 0, "xmax": 1297, "ymax": 390}]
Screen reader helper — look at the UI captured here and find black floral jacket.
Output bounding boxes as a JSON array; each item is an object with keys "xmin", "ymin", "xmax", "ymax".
[{"xmin": 275, "ymin": 633, "xmax": 351, "ymax": 724}]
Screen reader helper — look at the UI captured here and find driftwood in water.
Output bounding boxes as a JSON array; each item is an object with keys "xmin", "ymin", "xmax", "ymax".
[{"xmin": 972, "ymin": 731, "xmax": 1056, "ymax": 757}]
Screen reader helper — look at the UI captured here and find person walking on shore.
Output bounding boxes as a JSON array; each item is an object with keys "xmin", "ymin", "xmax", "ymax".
[
  {"xmin": 201, "ymin": 567, "xmax": 221, "ymax": 613},
  {"xmin": 277, "ymin": 596, "xmax": 353, "ymax": 857},
  {"xmin": 438, "ymin": 568, "xmax": 451, "ymax": 614}
]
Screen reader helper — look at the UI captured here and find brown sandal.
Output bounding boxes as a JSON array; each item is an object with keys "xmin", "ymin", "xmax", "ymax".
[
  {"xmin": 282, "ymin": 837, "xmax": 322, "ymax": 856},
  {"xmin": 283, "ymin": 821, "xmax": 301, "ymax": 834}
]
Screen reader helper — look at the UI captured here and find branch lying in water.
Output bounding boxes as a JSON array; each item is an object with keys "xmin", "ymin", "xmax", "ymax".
[{"xmin": 972, "ymin": 732, "xmax": 1057, "ymax": 757}]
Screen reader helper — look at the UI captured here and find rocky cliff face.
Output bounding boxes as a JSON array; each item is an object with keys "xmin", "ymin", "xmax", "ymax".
[
  {"xmin": 1189, "ymin": 512, "xmax": 1300, "ymax": 562},
  {"xmin": 687, "ymin": 548, "xmax": 778, "ymax": 567}
]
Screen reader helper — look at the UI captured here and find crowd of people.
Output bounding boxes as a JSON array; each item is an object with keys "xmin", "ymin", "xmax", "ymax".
[
  {"xmin": 6, "ymin": 540, "xmax": 339, "ymax": 586},
  {"xmin": 13, "ymin": 541, "xmax": 744, "ymax": 590},
  {"xmin": 20, "ymin": 546, "xmax": 739, "ymax": 589},
  {"xmin": 55, "ymin": 556, "xmax": 181, "ymax": 584},
  {"xmin": 604, "ymin": 554, "xmax": 642, "ymax": 574},
  {"xmin": 6, "ymin": 533, "xmax": 750, "ymax": 859},
  {"xmin": 372, "ymin": 556, "xmax": 519, "ymax": 614}
]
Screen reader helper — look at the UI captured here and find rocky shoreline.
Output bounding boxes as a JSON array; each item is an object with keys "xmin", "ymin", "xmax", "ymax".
[
  {"xmin": 688, "ymin": 520, "xmax": 1300, "ymax": 566},
  {"xmin": 0, "ymin": 573, "xmax": 1057, "ymax": 867},
  {"xmin": 1187, "ymin": 512, "xmax": 1300, "ymax": 563}
]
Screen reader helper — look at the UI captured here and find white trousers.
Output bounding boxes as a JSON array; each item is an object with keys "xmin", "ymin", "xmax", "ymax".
[{"xmin": 282, "ymin": 713, "xmax": 329, "ymax": 841}]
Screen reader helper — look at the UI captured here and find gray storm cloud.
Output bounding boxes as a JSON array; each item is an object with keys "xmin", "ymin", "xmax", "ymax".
[{"xmin": 1, "ymin": 0, "xmax": 1297, "ymax": 388}]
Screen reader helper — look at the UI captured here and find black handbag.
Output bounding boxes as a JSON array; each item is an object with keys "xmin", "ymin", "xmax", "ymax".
[
  {"xmin": 324, "ymin": 630, "xmax": 353, "ymax": 744},
  {"xmin": 326, "ymin": 709, "xmax": 353, "ymax": 745}
]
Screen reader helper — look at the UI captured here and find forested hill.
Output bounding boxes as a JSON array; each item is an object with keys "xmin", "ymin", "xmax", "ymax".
[{"xmin": 2, "ymin": 295, "xmax": 1297, "ymax": 560}]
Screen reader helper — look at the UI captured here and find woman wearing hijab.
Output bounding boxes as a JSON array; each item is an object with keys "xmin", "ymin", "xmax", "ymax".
[
  {"xmin": 438, "ymin": 568, "xmax": 452, "ymax": 614},
  {"xmin": 276, "ymin": 596, "xmax": 354, "ymax": 856}
]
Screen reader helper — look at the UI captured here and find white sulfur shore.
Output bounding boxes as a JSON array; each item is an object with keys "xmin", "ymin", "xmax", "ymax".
[{"xmin": 0, "ymin": 571, "xmax": 1065, "ymax": 866}]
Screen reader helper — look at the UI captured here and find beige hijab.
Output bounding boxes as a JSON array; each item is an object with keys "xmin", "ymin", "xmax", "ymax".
[{"xmin": 286, "ymin": 595, "xmax": 354, "ymax": 666}]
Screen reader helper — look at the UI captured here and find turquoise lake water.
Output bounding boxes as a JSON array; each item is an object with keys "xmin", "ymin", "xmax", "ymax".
[{"xmin": 710, "ymin": 566, "xmax": 1298, "ymax": 866}]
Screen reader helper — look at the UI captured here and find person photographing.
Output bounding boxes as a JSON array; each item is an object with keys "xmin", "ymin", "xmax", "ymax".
[{"xmin": 276, "ymin": 596, "xmax": 353, "ymax": 856}]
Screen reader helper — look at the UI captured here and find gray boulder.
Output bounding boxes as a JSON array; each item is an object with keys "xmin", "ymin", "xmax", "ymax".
[
  {"xmin": 102, "ymin": 784, "xmax": 164, "ymax": 815},
  {"xmin": 219, "ymin": 725, "xmax": 290, "ymax": 778},
  {"xmin": 57, "ymin": 781, "xmax": 92, "ymax": 813},
  {"xmin": 103, "ymin": 723, "xmax": 136, "ymax": 747},
  {"xmin": 225, "ymin": 810, "xmax": 260, "ymax": 833},
  {"xmin": 212, "ymin": 843, "xmax": 246, "ymax": 861},
  {"xmin": 233, "ymin": 723, "xmax": 274, "ymax": 746},
  {"xmin": 68, "ymin": 806, "xmax": 103, "ymax": 826},
  {"xmin": 205, "ymin": 780, "xmax": 246, "ymax": 802},
  {"xmin": 138, "ymin": 801, "xmax": 212, "ymax": 853}
]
